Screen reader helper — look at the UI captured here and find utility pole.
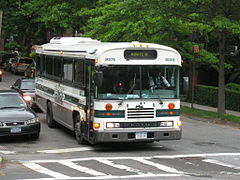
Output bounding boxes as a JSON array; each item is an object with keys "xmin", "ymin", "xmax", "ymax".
[
  {"xmin": 0, "ymin": 10, "xmax": 3, "ymax": 51},
  {"xmin": 0, "ymin": 10, "xmax": 2, "ymax": 37},
  {"xmin": 191, "ymin": 45, "xmax": 199, "ymax": 108}
]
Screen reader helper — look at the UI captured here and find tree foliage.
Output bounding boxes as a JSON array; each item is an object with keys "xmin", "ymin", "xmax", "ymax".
[{"xmin": 2, "ymin": 0, "xmax": 240, "ymax": 114}]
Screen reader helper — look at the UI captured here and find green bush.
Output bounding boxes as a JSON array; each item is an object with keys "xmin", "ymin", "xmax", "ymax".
[
  {"xmin": 194, "ymin": 84, "xmax": 240, "ymax": 112},
  {"xmin": 225, "ymin": 83, "xmax": 240, "ymax": 91}
]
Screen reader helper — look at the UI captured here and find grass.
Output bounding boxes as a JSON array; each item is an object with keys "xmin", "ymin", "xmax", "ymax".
[{"xmin": 181, "ymin": 106, "xmax": 240, "ymax": 123}]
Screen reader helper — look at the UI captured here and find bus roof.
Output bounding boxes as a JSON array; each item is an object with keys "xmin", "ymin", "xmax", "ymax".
[{"xmin": 36, "ymin": 37, "xmax": 182, "ymax": 66}]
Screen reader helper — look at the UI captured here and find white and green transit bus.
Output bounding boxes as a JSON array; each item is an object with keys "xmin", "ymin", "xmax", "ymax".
[{"xmin": 35, "ymin": 37, "xmax": 182, "ymax": 144}]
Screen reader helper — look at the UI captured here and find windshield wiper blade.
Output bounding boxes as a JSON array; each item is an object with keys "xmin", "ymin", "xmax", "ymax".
[{"xmin": 0, "ymin": 106, "xmax": 23, "ymax": 109}]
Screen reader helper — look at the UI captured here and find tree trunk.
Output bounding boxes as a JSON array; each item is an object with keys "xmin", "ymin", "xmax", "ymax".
[{"xmin": 217, "ymin": 31, "xmax": 226, "ymax": 114}]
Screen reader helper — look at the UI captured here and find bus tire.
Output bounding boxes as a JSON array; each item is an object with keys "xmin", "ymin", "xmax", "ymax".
[
  {"xmin": 46, "ymin": 102, "xmax": 56, "ymax": 128},
  {"xmin": 74, "ymin": 115, "xmax": 86, "ymax": 144}
]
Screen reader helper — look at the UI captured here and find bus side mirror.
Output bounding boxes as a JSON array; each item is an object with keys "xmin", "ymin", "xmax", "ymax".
[{"xmin": 94, "ymin": 71, "xmax": 103, "ymax": 86}]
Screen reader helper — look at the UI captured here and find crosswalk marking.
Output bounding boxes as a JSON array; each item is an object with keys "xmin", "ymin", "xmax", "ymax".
[
  {"xmin": 58, "ymin": 160, "xmax": 107, "ymax": 176},
  {"xmin": 133, "ymin": 157, "xmax": 185, "ymax": 174},
  {"xmin": 19, "ymin": 153, "xmax": 240, "ymax": 180},
  {"xmin": 203, "ymin": 159, "xmax": 240, "ymax": 170},
  {"xmin": 22, "ymin": 161, "xmax": 71, "ymax": 179},
  {"xmin": 96, "ymin": 159, "xmax": 146, "ymax": 175}
]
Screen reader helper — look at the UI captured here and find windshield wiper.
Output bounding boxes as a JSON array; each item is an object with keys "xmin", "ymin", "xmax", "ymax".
[
  {"xmin": 0, "ymin": 106, "xmax": 23, "ymax": 109},
  {"xmin": 127, "ymin": 73, "xmax": 136, "ymax": 94}
]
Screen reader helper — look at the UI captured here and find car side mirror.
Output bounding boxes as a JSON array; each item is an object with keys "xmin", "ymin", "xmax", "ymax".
[{"xmin": 94, "ymin": 71, "xmax": 103, "ymax": 86}]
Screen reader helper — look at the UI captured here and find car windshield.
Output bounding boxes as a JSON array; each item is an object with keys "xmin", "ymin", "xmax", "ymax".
[
  {"xmin": 0, "ymin": 94, "xmax": 26, "ymax": 108},
  {"xmin": 21, "ymin": 81, "xmax": 35, "ymax": 90},
  {"xmin": 19, "ymin": 59, "xmax": 33, "ymax": 64},
  {"xmin": 96, "ymin": 65, "xmax": 180, "ymax": 100}
]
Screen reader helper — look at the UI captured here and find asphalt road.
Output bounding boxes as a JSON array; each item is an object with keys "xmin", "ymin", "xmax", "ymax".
[{"xmin": 0, "ymin": 71, "xmax": 240, "ymax": 180}]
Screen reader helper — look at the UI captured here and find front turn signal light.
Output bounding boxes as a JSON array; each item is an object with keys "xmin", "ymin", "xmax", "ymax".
[
  {"xmin": 177, "ymin": 120, "xmax": 182, "ymax": 127},
  {"xmin": 93, "ymin": 123, "xmax": 100, "ymax": 129}
]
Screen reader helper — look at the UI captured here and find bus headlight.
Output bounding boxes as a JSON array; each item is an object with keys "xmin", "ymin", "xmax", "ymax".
[
  {"xmin": 160, "ymin": 121, "xmax": 173, "ymax": 127},
  {"xmin": 106, "ymin": 122, "xmax": 120, "ymax": 128}
]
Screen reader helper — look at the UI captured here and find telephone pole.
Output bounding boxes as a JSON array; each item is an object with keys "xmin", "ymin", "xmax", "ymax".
[
  {"xmin": 0, "ymin": 10, "xmax": 3, "ymax": 51},
  {"xmin": 0, "ymin": 10, "xmax": 2, "ymax": 37}
]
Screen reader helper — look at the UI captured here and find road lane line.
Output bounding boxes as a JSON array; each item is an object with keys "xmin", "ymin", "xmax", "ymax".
[
  {"xmin": 59, "ymin": 160, "xmax": 107, "ymax": 176},
  {"xmin": 37, "ymin": 147, "xmax": 93, "ymax": 154},
  {"xmin": 21, "ymin": 161, "xmax": 71, "ymax": 179},
  {"xmin": 20, "ymin": 173, "xmax": 184, "ymax": 180},
  {"xmin": 0, "ymin": 150, "xmax": 16, "ymax": 154}
]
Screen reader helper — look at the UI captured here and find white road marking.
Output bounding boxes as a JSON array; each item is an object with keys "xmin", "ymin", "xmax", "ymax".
[
  {"xmin": 19, "ymin": 153, "xmax": 240, "ymax": 180},
  {"xmin": 96, "ymin": 159, "xmax": 147, "ymax": 175},
  {"xmin": 22, "ymin": 161, "xmax": 71, "ymax": 179},
  {"xmin": 203, "ymin": 159, "xmax": 240, "ymax": 170},
  {"xmin": 59, "ymin": 160, "xmax": 107, "ymax": 176},
  {"xmin": 37, "ymin": 147, "xmax": 93, "ymax": 154},
  {"xmin": 0, "ymin": 150, "xmax": 16, "ymax": 154},
  {"xmin": 20, "ymin": 173, "xmax": 183, "ymax": 180},
  {"xmin": 133, "ymin": 157, "xmax": 185, "ymax": 174},
  {"xmin": 26, "ymin": 152, "xmax": 240, "ymax": 163}
]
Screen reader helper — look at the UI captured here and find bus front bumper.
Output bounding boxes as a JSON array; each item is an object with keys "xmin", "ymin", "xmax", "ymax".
[{"xmin": 93, "ymin": 129, "xmax": 182, "ymax": 143}]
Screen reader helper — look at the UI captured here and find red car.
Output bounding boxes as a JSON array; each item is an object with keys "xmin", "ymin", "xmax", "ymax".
[{"xmin": 11, "ymin": 57, "xmax": 34, "ymax": 75}]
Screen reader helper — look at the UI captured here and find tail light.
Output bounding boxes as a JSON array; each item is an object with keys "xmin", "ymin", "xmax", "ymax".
[
  {"xmin": 0, "ymin": 70, "xmax": 2, "ymax": 75},
  {"xmin": 15, "ymin": 63, "xmax": 24, "ymax": 66}
]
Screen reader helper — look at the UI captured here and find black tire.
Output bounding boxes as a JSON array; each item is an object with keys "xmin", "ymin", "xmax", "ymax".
[
  {"xmin": 74, "ymin": 115, "xmax": 86, "ymax": 144},
  {"xmin": 30, "ymin": 133, "xmax": 40, "ymax": 140},
  {"xmin": 0, "ymin": 78, "xmax": 2, "ymax": 82},
  {"xmin": 46, "ymin": 102, "xmax": 56, "ymax": 128}
]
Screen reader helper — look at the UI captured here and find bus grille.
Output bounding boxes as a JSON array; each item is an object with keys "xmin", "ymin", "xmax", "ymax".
[{"xmin": 127, "ymin": 108, "xmax": 155, "ymax": 119}]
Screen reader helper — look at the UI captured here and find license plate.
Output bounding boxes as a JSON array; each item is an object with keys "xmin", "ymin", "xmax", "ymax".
[
  {"xmin": 135, "ymin": 132, "xmax": 147, "ymax": 139},
  {"xmin": 10, "ymin": 127, "xmax": 22, "ymax": 133}
]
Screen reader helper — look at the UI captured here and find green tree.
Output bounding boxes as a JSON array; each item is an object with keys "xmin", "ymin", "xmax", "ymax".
[{"xmin": 81, "ymin": 0, "xmax": 240, "ymax": 114}]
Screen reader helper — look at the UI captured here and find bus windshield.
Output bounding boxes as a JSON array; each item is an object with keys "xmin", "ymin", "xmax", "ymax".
[{"xmin": 96, "ymin": 65, "xmax": 180, "ymax": 100}]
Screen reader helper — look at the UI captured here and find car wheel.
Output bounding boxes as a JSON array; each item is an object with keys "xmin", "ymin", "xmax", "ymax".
[
  {"xmin": 46, "ymin": 102, "xmax": 56, "ymax": 128},
  {"xmin": 30, "ymin": 133, "xmax": 40, "ymax": 140},
  {"xmin": 0, "ymin": 78, "xmax": 2, "ymax": 82},
  {"xmin": 74, "ymin": 115, "xmax": 86, "ymax": 144}
]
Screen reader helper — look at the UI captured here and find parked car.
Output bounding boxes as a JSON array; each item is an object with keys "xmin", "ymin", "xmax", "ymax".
[
  {"xmin": 11, "ymin": 57, "xmax": 34, "ymax": 75},
  {"xmin": 0, "ymin": 90, "xmax": 40, "ymax": 139},
  {"xmin": 10, "ymin": 78, "xmax": 36, "ymax": 106},
  {"xmin": 24, "ymin": 61, "xmax": 36, "ymax": 78},
  {"xmin": 0, "ymin": 69, "xmax": 3, "ymax": 82}
]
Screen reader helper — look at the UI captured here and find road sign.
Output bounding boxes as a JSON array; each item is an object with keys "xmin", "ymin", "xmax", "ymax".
[{"xmin": 193, "ymin": 45, "xmax": 199, "ymax": 53}]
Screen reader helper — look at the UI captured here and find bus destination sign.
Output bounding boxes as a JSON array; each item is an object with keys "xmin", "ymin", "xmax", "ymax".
[{"xmin": 124, "ymin": 50, "xmax": 157, "ymax": 60}]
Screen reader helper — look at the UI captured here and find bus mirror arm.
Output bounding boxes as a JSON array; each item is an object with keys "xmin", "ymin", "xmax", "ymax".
[{"xmin": 94, "ymin": 71, "xmax": 103, "ymax": 86}]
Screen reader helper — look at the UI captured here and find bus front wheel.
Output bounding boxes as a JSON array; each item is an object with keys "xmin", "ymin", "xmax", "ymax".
[{"xmin": 74, "ymin": 115, "xmax": 86, "ymax": 144}]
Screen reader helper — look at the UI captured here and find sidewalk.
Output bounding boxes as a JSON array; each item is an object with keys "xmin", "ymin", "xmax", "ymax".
[{"xmin": 181, "ymin": 101, "xmax": 240, "ymax": 117}]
